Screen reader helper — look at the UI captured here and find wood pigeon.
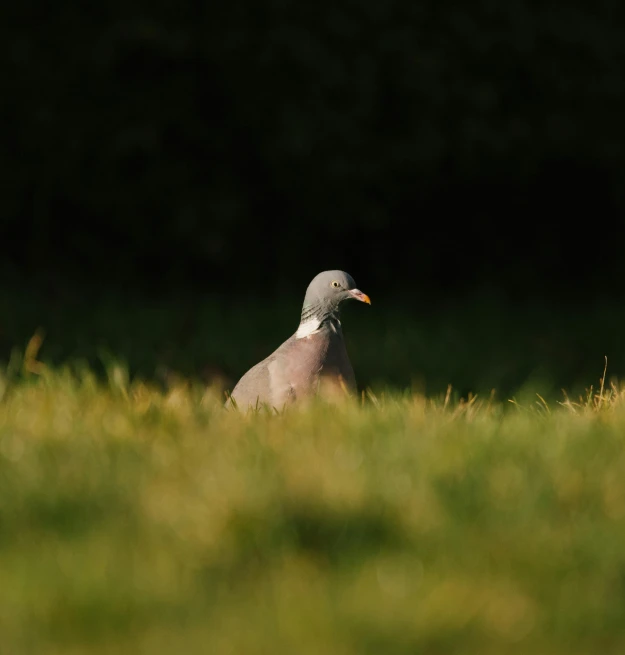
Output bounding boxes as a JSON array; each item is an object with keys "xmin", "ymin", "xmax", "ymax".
[{"xmin": 227, "ymin": 270, "xmax": 370, "ymax": 410}]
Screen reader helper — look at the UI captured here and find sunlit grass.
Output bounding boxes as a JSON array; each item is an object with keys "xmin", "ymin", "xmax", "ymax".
[{"xmin": 2, "ymin": 360, "xmax": 625, "ymax": 654}]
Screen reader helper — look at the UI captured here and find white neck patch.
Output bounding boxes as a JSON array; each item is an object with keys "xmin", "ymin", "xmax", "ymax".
[{"xmin": 295, "ymin": 317, "xmax": 321, "ymax": 339}]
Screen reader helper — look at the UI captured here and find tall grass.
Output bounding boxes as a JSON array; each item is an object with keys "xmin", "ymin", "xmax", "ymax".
[
  {"xmin": 3, "ymin": 285, "xmax": 625, "ymax": 399},
  {"xmin": 2, "ymin": 360, "xmax": 625, "ymax": 654}
]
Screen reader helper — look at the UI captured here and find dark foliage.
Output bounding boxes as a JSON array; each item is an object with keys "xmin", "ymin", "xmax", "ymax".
[{"xmin": 2, "ymin": 0, "xmax": 625, "ymax": 296}]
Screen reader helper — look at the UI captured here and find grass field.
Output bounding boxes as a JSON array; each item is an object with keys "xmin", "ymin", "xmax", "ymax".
[
  {"xmin": 2, "ymin": 356, "xmax": 625, "ymax": 654},
  {"xmin": 3, "ymin": 284, "xmax": 625, "ymax": 399}
]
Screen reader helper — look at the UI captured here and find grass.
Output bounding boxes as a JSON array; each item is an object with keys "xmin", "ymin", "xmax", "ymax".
[
  {"xmin": 2, "ymin": 283, "xmax": 625, "ymax": 399},
  {"xmin": 2, "ymin": 357, "xmax": 625, "ymax": 654}
]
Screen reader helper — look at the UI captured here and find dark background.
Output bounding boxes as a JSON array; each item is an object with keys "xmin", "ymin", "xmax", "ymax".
[{"xmin": 1, "ymin": 0, "xmax": 625, "ymax": 397}]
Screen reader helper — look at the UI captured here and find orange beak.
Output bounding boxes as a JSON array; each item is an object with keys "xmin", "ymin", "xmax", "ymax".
[{"xmin": 348, "ymin": 289, "xmax": 371, "ymax": 305}]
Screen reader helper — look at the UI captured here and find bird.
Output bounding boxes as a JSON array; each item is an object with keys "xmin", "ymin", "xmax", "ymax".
[{"xmin": 227, "ymin": 270, "xmax": 371, "ymax": 410}]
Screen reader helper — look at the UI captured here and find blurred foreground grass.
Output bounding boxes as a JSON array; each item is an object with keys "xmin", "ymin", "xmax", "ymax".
[{"xmin": 2, "ymin": 367, "xmax": 625, "ymax": 654}]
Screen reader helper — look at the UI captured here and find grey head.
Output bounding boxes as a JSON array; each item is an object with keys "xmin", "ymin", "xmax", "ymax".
[{"xmin": 298, "ymin": 270, "xmax": 370, "ymax": 331}]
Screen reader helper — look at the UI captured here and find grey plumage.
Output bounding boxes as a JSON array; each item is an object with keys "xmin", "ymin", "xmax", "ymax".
[{"xmin": 227, "ymin": 270, "xmax": 370, "ymax": 410}]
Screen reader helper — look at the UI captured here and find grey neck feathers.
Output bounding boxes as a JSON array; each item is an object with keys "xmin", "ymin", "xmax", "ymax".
[{"xmin": 299, "ymin": 301, "xmax": 341, "ymax": 331}]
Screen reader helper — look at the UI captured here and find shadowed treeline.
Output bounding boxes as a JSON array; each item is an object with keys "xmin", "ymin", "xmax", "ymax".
[{"xmin": 2, "ymin": 0, "xmax": 625, "ymax": 296}]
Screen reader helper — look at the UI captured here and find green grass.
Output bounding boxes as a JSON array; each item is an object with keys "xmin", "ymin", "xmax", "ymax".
[
  {"xmin": 2, "ymin": 284, "xmax": 625, "ymax": 399},
  {"xmin": 2, "ymin": 363, "xmax": 625, "ymax": 654}
]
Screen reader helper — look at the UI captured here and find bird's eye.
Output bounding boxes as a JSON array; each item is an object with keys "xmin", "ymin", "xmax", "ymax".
[{"xmin": 331, "ymin": 280, "xmax": 340, "ymax": 288}]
